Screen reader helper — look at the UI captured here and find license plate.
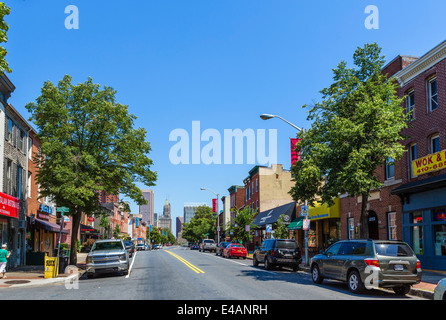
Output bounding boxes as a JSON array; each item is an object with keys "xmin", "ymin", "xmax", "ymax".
[
  {"xmin": 284, "ymin": 255, "xmax": 292, "ymax": 258},
  {"xmin": 394, "ymin": 264, "xmax": 404, "ymax": 271}
]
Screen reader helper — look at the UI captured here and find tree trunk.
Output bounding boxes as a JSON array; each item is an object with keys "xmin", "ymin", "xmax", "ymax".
[
  {"xmin": 360, "ymin": 193, "xmax": 369, "ymax": 239},
  {"xmin": 69, "ymin": 206, "xmax": 83, "ymax": 265}
]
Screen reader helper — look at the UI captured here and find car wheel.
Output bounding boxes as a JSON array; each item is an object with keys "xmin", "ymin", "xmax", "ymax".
[
  {"xmin": 264, "ymin": 257, "xmax": 272, "ymax": 270},
  {"xmin": 253, "ymin": 255, "xmax": 259, "ymax": 267},
  {"xmin": 393, "ymin": 285, "xmax": 411, "ymax": 296},
  {"xmin": 347, "ymin": 270, "xmax": 365, "ymax": 294},
  {"xmin": 87, "ymin": 273, "xmax": 94, "ymax": 279},
  {"xmin": 311, "ymin": 264, "xmax": 323, "ymax": 284},
  {"xmin": 292, "ymin": 265, "xmax": 299, "ymax": 272}
]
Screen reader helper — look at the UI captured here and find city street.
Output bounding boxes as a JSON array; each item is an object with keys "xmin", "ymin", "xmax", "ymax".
[{"xmin": 0, "ymin": 246, "xmax": 427, "ymax": 300}]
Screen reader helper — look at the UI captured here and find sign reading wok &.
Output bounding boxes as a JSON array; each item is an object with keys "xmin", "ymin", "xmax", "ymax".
[{"xmin": 412, "ymin": 149, "xmax": 446, "ymax": 177}]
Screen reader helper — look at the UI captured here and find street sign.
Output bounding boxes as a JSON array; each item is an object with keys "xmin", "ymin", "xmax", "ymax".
[
  {"xmin": 301, "ymin": 205, "xmax": 309, "ymax": 216},
  {"xmin": 266, "ymin": 224, "xmax": 272, "ymax": 233},
  {"xmin": 56, "ymin": 206, "xmax": 69, "ymax": 213},
  {"xmin": 303, "ymin": 218, "xmax": 310, "ymax": 231}
]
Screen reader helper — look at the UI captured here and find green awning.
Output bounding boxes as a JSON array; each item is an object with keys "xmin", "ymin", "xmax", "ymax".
[{"xmin": 287, "ymin": 217, "xmax": 304, "ymax": 230}]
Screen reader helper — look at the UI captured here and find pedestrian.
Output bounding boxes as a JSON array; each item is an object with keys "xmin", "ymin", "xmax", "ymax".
[{"xmin": 0, "ymin": 244, "xmax": 11, "ymax": 279}]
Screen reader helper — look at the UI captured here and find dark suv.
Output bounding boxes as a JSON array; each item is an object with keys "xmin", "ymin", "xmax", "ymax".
[
  {"xmin": 253, "ymin": 239, "xmax": 302, "ymax": 272},
  {"xmin": 310, "ymin": 239, "xmax": 422, "ymax": 295}
]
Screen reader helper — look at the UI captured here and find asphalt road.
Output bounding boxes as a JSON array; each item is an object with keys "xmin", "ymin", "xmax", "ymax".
[{"xmin": 0, "ymin": 246, "xmax": 428, "ymax": 300}]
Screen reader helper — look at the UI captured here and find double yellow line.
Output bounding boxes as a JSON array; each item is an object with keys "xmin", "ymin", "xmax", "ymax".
[{"xmin": 166, "ymin": 250, "xmax": 205, "ymax": 274}]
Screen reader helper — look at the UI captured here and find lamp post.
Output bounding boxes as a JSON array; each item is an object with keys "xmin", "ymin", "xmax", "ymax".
[
  {"xmin": 260, "ymin": 113, "xmax": 309, "ymax": 266},
  {"xmin": 200, "ymin": 187, "xmax": 220, "ymax": 245}
]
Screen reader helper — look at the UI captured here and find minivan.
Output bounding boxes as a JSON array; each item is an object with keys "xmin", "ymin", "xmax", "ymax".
[{"xmin": 310, "ymin": 239, "xmax": 422, "ymax": 295}]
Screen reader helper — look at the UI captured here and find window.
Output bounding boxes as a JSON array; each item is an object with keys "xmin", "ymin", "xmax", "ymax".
[
  {"xmin": 7, "ymin": 118, "xmax": 12, "ymax": 141},
  {"xmin": 431, "ymin": 135, "xmax": 440, "ymax": 154},
  {"xmin": 256, "ymin": 179, "xmax": 258, "ymax": 192},
  {"xmin": 388, "ymin": 212, "xmax": 397, "ymax": 240},
  {"xmin": 326, "ymin": 242, "xmax": 342, "ymax": 256},
  {"xmin": 348, "ymin": 217, "xmax": 355, "ymax": 240},
  {"xmin": 27, "ymin": 172, "xmax": 32, "ymax": 198},
  {"xmin": 385, "ymin": 158, "xmax": 395, "ymax": 180},
  {"xmin": 428, "ymin": 77, "xmax": 438, "ymax": 111},
  {"xmin": 406, "ymin": 90, "xmax": 415, "ymax": 119}
]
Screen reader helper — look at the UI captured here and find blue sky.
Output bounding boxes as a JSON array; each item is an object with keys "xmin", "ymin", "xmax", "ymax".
[{"xmin": 4, "ymin": 0, "xmax": 446, "ymax": 233}]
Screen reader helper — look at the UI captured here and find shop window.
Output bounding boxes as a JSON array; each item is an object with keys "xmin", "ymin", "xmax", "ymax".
[
  {"xmin": 411, "ymin": 224, "xmax": 423, "ymax": 255},
  {"xmin": 434, "ymin": 225, "xmax": 446, "ymax": 256},
  {"xmin": 347, "ymin": 217, "xmax": 355, "ymax": 240},
  {"xmin": 410, "ymin": 211, "xmax": 423, "ymax": 224}
]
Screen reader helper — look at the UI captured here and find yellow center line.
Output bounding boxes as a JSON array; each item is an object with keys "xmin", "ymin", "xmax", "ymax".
[{"xmin": 166, "ymin": 250, "xmax": 205, "ymax": 274}]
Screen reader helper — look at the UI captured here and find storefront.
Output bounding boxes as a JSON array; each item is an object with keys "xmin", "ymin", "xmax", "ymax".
[
  {"xmin": 80, "ymin": 223, "xmax": 101, "ymax": 243},
  {"xmin": 306, "ymin": 198, "xmax": 341, "ymax": 253},
  {"xmin": 251, "ymin": 202, "xmax": 297, "ymax": 249},
  {"xmin": 0, "ymin": 192, "xmax": 19, "ymax": 252},
  {"xmin": 392, "ymin": 176, "xmax": 446, "ymax": 271}
]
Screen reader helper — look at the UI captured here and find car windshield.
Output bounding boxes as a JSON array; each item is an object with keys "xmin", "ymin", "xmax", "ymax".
[
  {"xmin": 375, "ymin": 243, "xmax": 414, "ymax": 257},
  {"xmin": 92, "ymin": 241, "xmax": 123, "ymax": 251},
  {"xmin": 276, "ymin": 240, "xmax": 298, "ymax": 249},
  {"xmin": 231, "ymin": 244, "xmax": 244, "ymax": 248}
]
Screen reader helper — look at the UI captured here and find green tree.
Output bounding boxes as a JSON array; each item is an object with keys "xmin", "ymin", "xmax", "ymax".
[
  {"xmin": 26, "ymin": 75, "xmax": 157, "ymax": 264},
  {"xmin": 0, "ymin": 3, "xmax": 11, "ymax": 73},
  {"xmin": 290, "ymin": 43, "xmax": 408, "ymax": 238},
  {"xmin": 182, "ymin": 205, "xmax": 215, "ymax": 243},
  {"xmin": 226, "ymin": 207, "xmax": 257, "ymax": 245},
  {"xmin": 274, "ymin": 214, "xmax": 290, "ymax": 239}
]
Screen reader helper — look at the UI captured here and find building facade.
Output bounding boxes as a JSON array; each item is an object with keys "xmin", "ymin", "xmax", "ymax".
[{"xmin": 139, "ymin": 189, "xmax": 154, "ymax": 227}]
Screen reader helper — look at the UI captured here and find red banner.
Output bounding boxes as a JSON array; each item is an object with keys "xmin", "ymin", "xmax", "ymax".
[
  {"xmin": 212, "ymin": 198, "xmax": 217, "ymax": 213},
  {"xmin": 0, "ymin": 192, "xmax": 20, "ymax": 219},
  {"xmin": 290, "ymin": 138, "xmax": 301, "ymax": 166}
]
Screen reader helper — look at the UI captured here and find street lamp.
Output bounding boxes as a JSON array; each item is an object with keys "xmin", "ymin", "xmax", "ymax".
[
  {"xmin": 260, "ymin": 113, "xmax": 310, "ymax": 266},
  {"xmin": 200, "ymin": 187, "xmax": 220, "ymax": 245}
]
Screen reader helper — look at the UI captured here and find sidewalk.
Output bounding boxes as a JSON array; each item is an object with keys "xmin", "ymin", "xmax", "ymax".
[
  {"xmin": 246, "ymin": 253, "xmax": 444, "ymax": 300},
  {"xmin": 0, "ymin": 253, "xmax": 87, "ymax": 289}
]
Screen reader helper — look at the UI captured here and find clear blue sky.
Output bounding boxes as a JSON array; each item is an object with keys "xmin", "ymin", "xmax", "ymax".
[{"xmin": 4, "ymin": 0, "xmax": 446, "ymax": 233}]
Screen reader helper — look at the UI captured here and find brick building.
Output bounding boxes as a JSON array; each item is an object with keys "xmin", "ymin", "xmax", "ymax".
[{"xmin": 390, "ymin": 39, "xmax": 446, "ymax": 271}]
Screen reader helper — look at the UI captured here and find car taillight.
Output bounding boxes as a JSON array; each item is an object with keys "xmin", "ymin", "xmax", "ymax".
[
  {"xmin": 271, "ymin": 250, "xmax": 276, "ymax": 256},
  {"xmin": 364, "ymin": 258, "xmax": 380, "ymax": 268},
  {"xmin": 416, "ymin": 260, "xmax": 421, "ymax": 269}
]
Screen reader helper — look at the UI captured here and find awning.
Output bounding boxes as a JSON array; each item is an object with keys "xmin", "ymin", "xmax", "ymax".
[
  {"xmin": 391, "ymin": 173, "xmax": 446, "ymax": 195},
  {"xmin": 35, "ymin": 218, "xmax": 69, "ymax": 234},
  {"xmin": 308, "ymin": 197, "xmax": 340, "ymax": 221},
  {"xmin": 287, "ymin": 217, "xmax": 304, "ymax": 230},
  {"xmin": 252, "ymin": 202, "xmax": 297, "ymax": 227},
  {"xmin": 80, "ymin": 224, "xmax": 100, "ymax": 234}
]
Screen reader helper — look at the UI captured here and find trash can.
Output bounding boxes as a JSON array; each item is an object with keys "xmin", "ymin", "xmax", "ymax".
[{"xmin": 58, "ymin": 255, "xmax": 69, "ymax": 274}]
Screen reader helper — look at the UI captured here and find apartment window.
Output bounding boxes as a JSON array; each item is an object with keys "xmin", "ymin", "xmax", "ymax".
[
  {"xmin": 7, "ymin": 118, "xmax": 12, "ymax": 141},
  {"xmin": 428, "ymin": 77, "xmax": 438, "ymax": 111},
  {"xmin": 385, "ymin": 158, "xmax": 395, "ymax": 180},
  {"xmin": 431, "ymin": 135, "xmax": 440, "ymax": 154},
  {"xmin": 256, "ymin": 179, "xmax": 258, "ymax": 192},
  {"xmin": 388, "ymin": 212, "xmax": 397, "ymax": 240},
  {"xmin": 27, "ymin": 171, "xmax": 32, "ymax": 198},
  {"xmin": 28, "ymin": 137, "xmax": 33, "ymax": 160},
  {"xmin": 4, "ymin": 158, "xmax": 12, "ymax": 195},
  {"xmin": 406, "ymin": 90, "xmax": 415, "ymax": 119}
]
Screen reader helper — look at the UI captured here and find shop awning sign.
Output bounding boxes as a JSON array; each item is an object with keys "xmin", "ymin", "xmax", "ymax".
[
  {"xmin": 0, "ymin": 192, "xmax": 19, "ymax": 219},
  {"xmin": 412, "ymin": 149, "xmax": 446, "ymax": 177}
]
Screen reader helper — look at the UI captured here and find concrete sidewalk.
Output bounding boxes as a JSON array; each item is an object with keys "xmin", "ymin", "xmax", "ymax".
[{"xmin": 0, "ymin": 253, "xmax": 87, "ymax": 289}]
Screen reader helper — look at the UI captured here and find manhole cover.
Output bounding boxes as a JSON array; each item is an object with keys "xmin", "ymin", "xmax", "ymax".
[{"xmin": 4, "ymin": 280, "xmax": 31, "ymax": 285}]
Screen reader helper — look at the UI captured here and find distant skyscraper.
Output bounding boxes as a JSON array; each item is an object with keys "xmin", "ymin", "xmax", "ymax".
[
  {"xmin": 159, "ymin": 199, "xmax": 172, "ymax": 232},
  {"xmin": 183, "ymin": 203, "xmax": 206, "ymax": 223},
  {"xmin": 139, "ymin": 189, "xmax": 154, "ymax": 226}
]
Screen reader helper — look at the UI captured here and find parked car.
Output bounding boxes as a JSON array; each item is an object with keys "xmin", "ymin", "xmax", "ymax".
[
  {"xmin": 253, "ymin": 239, "xmax": 302, "ymax": 272},
  {"xmin": 199, "ymin": 239, "xmax": 217, "ymax": 253},
  {"xmin": 86, "ymin": 239, "xmax": 129, "ymax": 278},
  {"xmin": 310, "ymin": 239, "xmax": 422, "ymax": 295},
  {"xmin": 153, "ymin": 244, "xmax": 163, "ymax": 249},
  {"xmin": 223, "ymin": 243, "xmax": 247, "ymax": 259},
  {"xmin": 190, "ymin": 244, "xmax": 199, "ymax": 250},
  {"xmin": 434, "ymin": 278, "xmax": 446, "ymax": 300},
  {"xmin": 124, "ymin": 240, "xmax": 134, "ymax": 257},
  {"xmin": 136, "ymin": 243, "xmax": 146, "ymax": 251},
  {"xmin": 215, "ymin": 242, "xmax": 230, "ymax": 256}
]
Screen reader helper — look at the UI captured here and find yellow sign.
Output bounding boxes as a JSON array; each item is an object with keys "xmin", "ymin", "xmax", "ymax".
[
  {"xmin": 44, "ymin": 254, "xmax": 59, "ymax": 279},
  {"xmin": 308, "ymin": 198, "xmax": 340, "ymax": 221},
  {"xmin": 412, "ymin": 150, "xmax": 446, "ymax": 177}
]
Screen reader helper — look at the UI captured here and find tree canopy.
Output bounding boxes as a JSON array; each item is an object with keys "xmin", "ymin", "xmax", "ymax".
[
  {"xmin": 26, "ymin": 75, "xmax": 157, "ymax": 263},
  {"xmin": 182, "ymin": 205, "xmax": 216, "ymax": 243},
  {"xmin": 289, "ymin": 43, "xmax": 408, "ymax": 238},
  {"xmin": 0, "ymin": 2, "xmax": 10, "ymax": 73}
]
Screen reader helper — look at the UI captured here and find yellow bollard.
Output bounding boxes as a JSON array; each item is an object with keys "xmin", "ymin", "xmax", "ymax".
[{"xmin": 44, "ymin": 253, "xmax": 59, "ymax": 278}]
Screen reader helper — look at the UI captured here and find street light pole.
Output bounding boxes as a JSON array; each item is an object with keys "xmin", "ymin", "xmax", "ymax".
[
  {"xmin": 260, "ymin": 113, "xmax": 309, "ymax": 266},
  {"xmin": 200, "ymin": 187, "xmax": 220, "ymax": 245}
]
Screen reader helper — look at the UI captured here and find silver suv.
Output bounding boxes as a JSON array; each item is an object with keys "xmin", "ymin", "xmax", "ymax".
[
  {"xmin": 310, "ymin": 240, "xmax": 422, "ymax": 295},
  {"xmin": 86, "ymin": 239, "xmax": 129, "ymax": 278}
]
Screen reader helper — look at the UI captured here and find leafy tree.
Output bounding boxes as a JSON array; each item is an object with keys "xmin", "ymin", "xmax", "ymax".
[
  {"xmin": 182, "ymin": 205, "xmax": 215, "ymax": 243},
  {"xmin": 289, "ymin": 43, "xmax": 408, "ymax": 238},
  {"xmin": 274, "ymin": 214, "xmax": 290, "ymax": 239},
  {"xmin": 226, "ymin": 207, "xmax": 257, "ymax": 245},
  {"xmin": 26, "ymin": 75, "xmax": 157, "ymax": 264},
  {"xmin": 0, "ymin": 2, "xmax": 10, "ymax": 73}
]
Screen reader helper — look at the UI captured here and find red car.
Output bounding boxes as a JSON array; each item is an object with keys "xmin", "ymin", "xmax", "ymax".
[{"xmin": 223, "ymin": 243, "xmax": 247, "ymax": 259}]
